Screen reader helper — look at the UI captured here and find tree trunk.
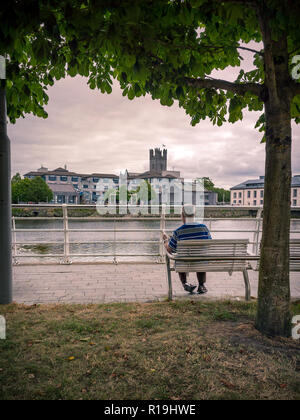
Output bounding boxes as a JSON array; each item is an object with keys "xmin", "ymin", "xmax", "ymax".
[
  {"xmin": 254, "ymin": 16, "xmax": 294, "ymax": 334},
  {"xmin": 254, "ymin": 4, "xmax": 294, "ymax": 336},
  {"xmin": 0, "ymin": 81, "xmax": 12, "ymax": 304},
  {"xmin": 255, "ymin": 100, "xmax": 292, "ymax": 336}
]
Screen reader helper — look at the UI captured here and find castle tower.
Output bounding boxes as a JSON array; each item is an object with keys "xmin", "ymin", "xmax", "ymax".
[{"xmin": 149, "ymin": 148, "xmax": 167, "ymax": 173}]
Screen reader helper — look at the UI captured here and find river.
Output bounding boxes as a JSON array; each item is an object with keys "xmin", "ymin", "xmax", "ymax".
[{"xmin": 14, "ymin": 218, "xmax": 300, "ymax": 263}]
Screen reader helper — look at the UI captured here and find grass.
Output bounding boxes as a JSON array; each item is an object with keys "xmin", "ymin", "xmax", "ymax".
[{"xmin": 0, "ymin": 299, "xmax": 299, "ymax": 400}]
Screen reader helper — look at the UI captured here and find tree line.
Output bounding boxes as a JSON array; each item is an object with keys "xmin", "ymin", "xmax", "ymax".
[{"xmin": 11, "ymin": 173, "xmax": 53, "ymax": 204}]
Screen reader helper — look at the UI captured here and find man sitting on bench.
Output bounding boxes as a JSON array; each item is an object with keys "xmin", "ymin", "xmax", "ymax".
[{"xmin": 162, "ymin": 204, "xmax": 212, "ymax": 294}]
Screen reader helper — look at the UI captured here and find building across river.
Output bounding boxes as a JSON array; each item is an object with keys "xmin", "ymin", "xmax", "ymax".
[
  {"xmin": 24, "ymin": 148, "xmax": 218, "ymax": 206},
  {"xmin": 230, "ymin": 175, "xmax": 300, "ymax": 207}
]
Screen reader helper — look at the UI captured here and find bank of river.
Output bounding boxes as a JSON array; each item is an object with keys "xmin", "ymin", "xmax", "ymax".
[{"xmin": 12, "ymin": 205, "xmax": 263, "ymax": 219}]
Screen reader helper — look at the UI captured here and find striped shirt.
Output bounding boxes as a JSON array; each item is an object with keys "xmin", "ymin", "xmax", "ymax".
[{"xmin": 168, "ymin": 223, "xmax": 212, "ymax": 252}]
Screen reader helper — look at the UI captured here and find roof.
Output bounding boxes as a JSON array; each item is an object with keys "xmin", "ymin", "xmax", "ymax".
[
  {"xmin": 137, "ymin": 170, "xmax": 178, "ymax": 179},
  {"xmin": 231, "ymin": 175, "xmax": 300, "ymax": 190},
  {"xmin": 48, "ymin": 183, "xmax": 79, "ymax": 194},
  {"xmin": 24, "ymin": 169, "xmax": 118, "ymax": 178},
  {"xmin": 89, "ymin": 173, "xmax": 118, "ymax": 178},
  {"xmin": 24, "ymin": 169, "xmax": 79, "ymax": 177}
]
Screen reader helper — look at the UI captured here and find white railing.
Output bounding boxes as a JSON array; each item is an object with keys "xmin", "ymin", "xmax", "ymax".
[{"xmin": 11, "ymin": 204, "xmax": 300, "ymax": 265}]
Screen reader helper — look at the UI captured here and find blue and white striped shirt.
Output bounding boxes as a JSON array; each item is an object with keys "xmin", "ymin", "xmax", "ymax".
[{"xmin": 168, "ymin": 223, "xmax": 212, "ymax": 252}]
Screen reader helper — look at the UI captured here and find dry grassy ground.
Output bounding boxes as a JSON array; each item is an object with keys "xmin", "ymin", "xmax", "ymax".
[{"xmin": 0, "ymin": 300, "xmax": 299, "ymax": 400}]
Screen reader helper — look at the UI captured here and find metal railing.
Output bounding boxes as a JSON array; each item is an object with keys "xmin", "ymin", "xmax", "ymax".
[{"xmin": 11, "ymin": 204, "xmax": 300, "ymax": 265}]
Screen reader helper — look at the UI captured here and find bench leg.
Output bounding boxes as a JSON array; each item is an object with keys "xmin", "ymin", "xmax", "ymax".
[
  {"xmin": 243, "ymin": 269, "xmax": 251, "ymax": 301},
  {"xmin": 166, "ymin": 255, "xmax": 173, "ymax": 301}
]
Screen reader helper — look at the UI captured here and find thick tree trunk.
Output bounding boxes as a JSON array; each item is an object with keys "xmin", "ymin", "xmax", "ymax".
[
  {"xmin": 255, "ymin": 100, "xmax": 292, "ymax": 336},
  {"xmin": 254, "ymin": 8, "xmax": 293, "ymax": 336},
  {"xmin": 0, "ymin": 81, "xmax": 12, "ymax": 304}
]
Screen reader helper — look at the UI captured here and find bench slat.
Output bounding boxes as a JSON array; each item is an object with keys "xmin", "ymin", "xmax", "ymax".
[{"xmin": 174, "ymin": 239, "xmax": 249, "ymax": 273}]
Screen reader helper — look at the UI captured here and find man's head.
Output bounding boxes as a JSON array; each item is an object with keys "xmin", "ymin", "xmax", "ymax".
[{"xmin": 181, "ymin": 204, "xmax": 196, "ymax": 224}]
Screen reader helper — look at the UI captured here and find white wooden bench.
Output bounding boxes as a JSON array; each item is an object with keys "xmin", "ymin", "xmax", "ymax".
[
  {"xmin": 252, "ymin": 239, "xmax": 300, "ymax": 271},
  {"xmin": 165, "ymin": 238, "xmax": 300, "ymax": 302},
  {"xmin": 165, "ymin": 239, "xmax": 252, "ymax": 301}
]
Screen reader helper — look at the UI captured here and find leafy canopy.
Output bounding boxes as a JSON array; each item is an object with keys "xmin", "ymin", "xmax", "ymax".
[{"xmin": 1, "ymin": 0, "xmax": 299, "ymax": 134}]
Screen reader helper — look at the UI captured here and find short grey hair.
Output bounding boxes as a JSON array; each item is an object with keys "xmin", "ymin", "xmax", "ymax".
[{"xmin": 182, "ymin": 204, "xmax": 196, "ymax": 222}]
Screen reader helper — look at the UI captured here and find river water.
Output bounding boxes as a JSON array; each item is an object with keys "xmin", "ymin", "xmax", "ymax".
[{"xmin": 14, "ymin": 218, "xmax": 300, "ymax": 263}]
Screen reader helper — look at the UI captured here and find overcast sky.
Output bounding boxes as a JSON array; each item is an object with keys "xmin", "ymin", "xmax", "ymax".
[{"xmin": 8, "ymin": 49, "xmax": 300, "ymax": 190}]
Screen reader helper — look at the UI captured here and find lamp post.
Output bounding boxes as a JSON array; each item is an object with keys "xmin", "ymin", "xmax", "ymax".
[{"xmin": 0, "ymin": 56, "xmax": 12, "ymax": 304}]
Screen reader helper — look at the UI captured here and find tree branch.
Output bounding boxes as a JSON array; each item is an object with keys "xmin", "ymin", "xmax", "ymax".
[
  {"xmin": 155, "ymin": 38, "xmax": 263, "ymax": 57},
  {"xmin": 184, "ymin": 76, "xmax": 262, "ymax": 97},
  {"xmin": 237, "ymin": 45, "xmax": 262, "ymax": 55}
]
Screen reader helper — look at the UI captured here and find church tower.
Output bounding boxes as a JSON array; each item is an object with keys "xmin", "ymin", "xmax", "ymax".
[{"xmin": 149, "ymin": 148, "xmax": 167, "ymax": 174}]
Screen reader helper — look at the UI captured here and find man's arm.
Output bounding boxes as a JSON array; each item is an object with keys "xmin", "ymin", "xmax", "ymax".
[{"xmin": 162, "ymin": 232, "xmax": 174, "ymax": 253}]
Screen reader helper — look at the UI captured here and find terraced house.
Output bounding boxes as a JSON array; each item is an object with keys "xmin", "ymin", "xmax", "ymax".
[{"xmin": 230, "ymin": 175, "xmax": 300, "ymax": 207}]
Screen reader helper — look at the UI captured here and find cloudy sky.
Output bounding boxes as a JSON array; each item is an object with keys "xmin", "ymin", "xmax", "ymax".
[{"xmin": 8, "ymin": 49, "xmax": 300, "ymax": 190}]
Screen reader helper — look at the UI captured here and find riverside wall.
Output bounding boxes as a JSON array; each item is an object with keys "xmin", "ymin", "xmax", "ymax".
[{"xmin": 11, "ymin": 205, "xmax": 300, "ymax": 218}]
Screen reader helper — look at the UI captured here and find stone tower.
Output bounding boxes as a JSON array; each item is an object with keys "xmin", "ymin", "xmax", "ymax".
[{"xmin": 149, "ymin": 148, "xmax": 167, "ymax": 174}]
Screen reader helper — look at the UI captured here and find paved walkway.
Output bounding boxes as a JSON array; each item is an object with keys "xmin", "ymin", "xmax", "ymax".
[{"xmin": 12, "ymin": 263, "xmax": 300, "ymax": 305}]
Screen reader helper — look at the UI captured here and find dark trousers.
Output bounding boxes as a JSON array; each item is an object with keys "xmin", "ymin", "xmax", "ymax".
[{"xmin": 179, "ymin": 272, "xmax": 206, "ymax": 286}]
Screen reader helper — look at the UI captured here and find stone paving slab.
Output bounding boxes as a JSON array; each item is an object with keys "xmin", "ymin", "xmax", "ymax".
[{"xmin": 12, "ymin": 263, "xmax": 300, "ymax": 305}]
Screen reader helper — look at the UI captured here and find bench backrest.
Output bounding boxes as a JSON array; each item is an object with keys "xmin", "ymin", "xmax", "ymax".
[
  {"xmin": 287, "ymin": 239, "xmax": 300, "ymax": 271},
  {"xmin": 253, "ymin": 239, "xmax": 300, "ymax": 271},
  {"xmin": 174, "ymin": 239, "xmax": 249, "ymax": 273}
]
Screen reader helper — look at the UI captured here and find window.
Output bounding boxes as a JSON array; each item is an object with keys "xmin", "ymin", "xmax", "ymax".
[
  {"xmin": 254, "ymin": 190, "xmax": 257, "ymax": 198},
  {"xmin": 93, "ymin": 177, "xmax": 99, "ymax": 183},
  {"xmin": 57, "ymin": 195, "xmax": 65, "ymax": 203},
  {"xmin": 73, "ymin": 184, "xmax": 78, "ymax": 189},
  {"xmin": 238, "ymin": 200, "xmax": 241, "ymax": 203},
  {"xmin": 238, "ymin": 192, "xmax": 242, "ymax": 198},
  {"xmin": 233, "ymin": 200, "xmax": 236, "ymax": 204},
  {"xmin": 260, "ymin": 190, "xmax": 264, "ymax": 198},
  {"xmin": 60, "ymin": 176, "xmax": 68, "ymax": 182},
  {"xmin": 247, "ymin": 191, "xmax": 251, "ymax": 198},
  {"xmin": 293, "ymin": 199, "xmax": 297, "ymax": 206},
  {"xmin": 49, "ymin": 176, "xmax": 57, "ymax": 181},
  {"xmin": 103, "ymin": 178, "xmax": 109, "ymax": 183},
  {"xmin": 260, "ymin": 200, "xmax": 263, "ymax": 205},
  {"xmin": 83, "ymin": 185, "xmax": 89, "ymax": 189},
  {"xmin": 253, "ymin": 200, "xmax": 256, "ymax": 205},
  {"xmin": 71, "ymin": 177, "xmax": 78, "ymax": 182},
  {"xmin": 233, "ymin": 192, "xmax": 237, "ymax": 198},
  {"xmin": 293, "ymin": 189, "xmax": 297, "ymax": 198}
]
